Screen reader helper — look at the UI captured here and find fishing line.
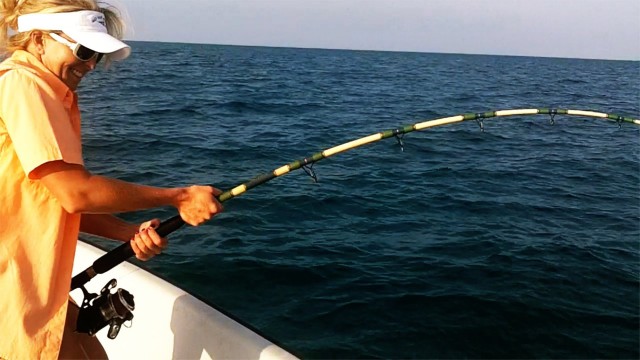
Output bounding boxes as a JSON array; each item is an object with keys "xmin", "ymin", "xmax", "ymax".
[{"xmin": 70, "ymin": 108, "xmax": 640, "ymax": 290}]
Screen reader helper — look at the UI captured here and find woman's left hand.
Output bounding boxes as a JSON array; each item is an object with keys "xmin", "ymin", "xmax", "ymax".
[{"xmin": 130, "ymin": 219, "xmax": 167, "ymax": 261}]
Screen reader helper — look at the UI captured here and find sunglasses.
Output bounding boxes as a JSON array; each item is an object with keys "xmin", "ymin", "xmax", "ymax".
[{"xmin": 48, "ymin": 32, "xmax": 104, "ymax": 63}]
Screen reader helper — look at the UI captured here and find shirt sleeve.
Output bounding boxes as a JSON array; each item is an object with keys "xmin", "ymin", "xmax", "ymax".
[{"xmin": 0, "ymin": 69, "xmax": 83, "ymax": 177}]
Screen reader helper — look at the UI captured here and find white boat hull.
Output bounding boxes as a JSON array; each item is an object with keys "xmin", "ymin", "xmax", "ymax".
[{"xmin": 71, "ymin": 240, "xmax": 298, "ymax": 360}]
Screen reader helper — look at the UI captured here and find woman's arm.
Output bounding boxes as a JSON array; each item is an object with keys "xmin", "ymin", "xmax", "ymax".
[
  {"xmin": 80, "ymin": 214, "xmax": 168, "ymax": 261},
  {"xmin": 33, "ymin": 160, "xmax": 222, "ymax": 226},
  {"xmin": 80, "ymin": 214, "xmax": 138, "ymax": 241}
]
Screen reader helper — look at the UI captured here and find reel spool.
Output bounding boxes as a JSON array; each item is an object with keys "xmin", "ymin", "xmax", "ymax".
[{"xmin": 76, "ymin": 279, "xmax": 134, "ymax": 339}]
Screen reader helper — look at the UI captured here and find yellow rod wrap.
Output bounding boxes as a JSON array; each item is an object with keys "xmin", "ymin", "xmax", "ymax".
[
  {"xmin": 495, "ymin": 109, "xmax": 539, "ymax": 116},
  {"xmin": 567, "ymin": 110, "xmax": 607, "ymax": 118},
  {"xmin": 230, "ymin": 184, "xmax": 247, "ymax": 196},
  {"xmin": 414, "ymin": 116, "xmax": 464, "ymax": 130},
  {"xmin": 323, "ymin": 134, "xmax": 383, "ymax": 157},
  {"xmin": 274, "ymin": 165, "xmax": 292, "ymax": 176},
  {"xmin": 634, "ymin": 120, "xmax": 640, "ymax": 125}
]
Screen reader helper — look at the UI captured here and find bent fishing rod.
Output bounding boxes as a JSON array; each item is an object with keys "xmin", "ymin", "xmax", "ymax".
[{"xmin": 70, "ymin": 108, "xmax": 640, "ymax": 291}]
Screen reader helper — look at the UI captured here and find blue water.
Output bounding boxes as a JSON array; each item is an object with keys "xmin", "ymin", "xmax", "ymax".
[{"xmin": 79, "ymin": 42, "xmax": 639, "ymax": 359}]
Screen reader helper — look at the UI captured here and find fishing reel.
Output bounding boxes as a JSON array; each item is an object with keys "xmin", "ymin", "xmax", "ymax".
[{"xmin": 76, "ymin": 278, "xmax": 135, "ymax": 339}]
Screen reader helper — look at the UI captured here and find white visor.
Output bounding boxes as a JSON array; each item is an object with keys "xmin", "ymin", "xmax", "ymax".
[{"xmin": 17, "ymin": 10, "xmax": 130, "ymax": 61}]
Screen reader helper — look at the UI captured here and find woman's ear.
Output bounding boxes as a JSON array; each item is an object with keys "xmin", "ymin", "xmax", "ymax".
[{"xmin": 29, "ymin": 31, "xmax": 46, "ymax": 55}]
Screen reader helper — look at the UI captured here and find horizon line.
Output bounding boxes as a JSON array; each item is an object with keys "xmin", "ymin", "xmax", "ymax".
[{"xmin": 123, "ymin": 38, "xmax": 640, "ymax": 62}]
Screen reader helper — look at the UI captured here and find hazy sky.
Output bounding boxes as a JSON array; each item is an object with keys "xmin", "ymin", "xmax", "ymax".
[{"xmin": 117, "ymin": 0, "xmax": 639, "ymax": 60}]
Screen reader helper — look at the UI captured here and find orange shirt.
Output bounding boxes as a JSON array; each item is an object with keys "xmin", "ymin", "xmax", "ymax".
[{"xmin": 0, "ymin": 50, "xmax": 84, "ymax": 359}]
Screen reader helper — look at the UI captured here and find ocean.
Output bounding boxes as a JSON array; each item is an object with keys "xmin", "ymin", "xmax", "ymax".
[{"xmin": 78, "ymin": 41, "xmax": 639, "ymax": 359}]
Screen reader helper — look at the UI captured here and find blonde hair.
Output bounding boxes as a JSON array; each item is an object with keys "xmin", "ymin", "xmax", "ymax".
[{"xmin": 0, "ymin": 0, "xmax": 126, "ymax": 56}]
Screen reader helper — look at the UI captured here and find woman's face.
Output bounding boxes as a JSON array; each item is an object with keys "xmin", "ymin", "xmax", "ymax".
[{"xmin": 41, "ymin": 32, "xmax": 98, "ymax": 90}]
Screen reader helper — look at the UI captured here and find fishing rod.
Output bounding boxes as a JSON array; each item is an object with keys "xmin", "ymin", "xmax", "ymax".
[{"xmin": 71, "ymin": 108, "xmax": 639, "ymax": 291}]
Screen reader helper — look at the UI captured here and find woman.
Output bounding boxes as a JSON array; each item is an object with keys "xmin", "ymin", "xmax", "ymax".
[{"xmin": 0, "ymin": 0, "xmax": 223, "ymax": 359}]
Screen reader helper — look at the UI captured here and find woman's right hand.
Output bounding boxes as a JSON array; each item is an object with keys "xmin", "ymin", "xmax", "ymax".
[{"xmin": 175, "ymin": 185, "xmax": 223, "ymax": 226}]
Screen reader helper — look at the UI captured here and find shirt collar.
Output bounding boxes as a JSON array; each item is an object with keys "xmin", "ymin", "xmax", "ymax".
[{"xmin": 2, "ymin": 50, "xmax": 75, "ymax": 105}]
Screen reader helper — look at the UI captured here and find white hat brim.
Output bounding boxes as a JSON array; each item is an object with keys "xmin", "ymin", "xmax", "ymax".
[{"xmin": 67, "ymin": 30, "xmax": 131, "ymax": 61}]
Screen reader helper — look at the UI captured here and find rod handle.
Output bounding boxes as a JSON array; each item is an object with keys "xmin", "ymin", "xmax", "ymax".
[{"xmin": 70, "ymin": 215, "xmax": 186, "ymax": 290}]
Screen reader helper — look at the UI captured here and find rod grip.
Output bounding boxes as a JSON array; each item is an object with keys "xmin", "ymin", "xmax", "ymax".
[
  {"xmin": 70, "ymin": 215, "xmax": 186, "ymax": 290},
  {"xmin": 156, "ymin": 215, "xmax": 186, "ymax": 237}
]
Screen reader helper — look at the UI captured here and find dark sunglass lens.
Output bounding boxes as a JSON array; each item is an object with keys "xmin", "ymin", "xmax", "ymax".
[
  {"xmin": 76, "ymin": 45, "xmax": 98, "ymax": 61},
  {"xmin": 75, "ymin": 45, "xmax": 94, "ymax": 61},
  {"xmin": 95, "ymin": 52, "xmax": 104, "ymax": 64}
]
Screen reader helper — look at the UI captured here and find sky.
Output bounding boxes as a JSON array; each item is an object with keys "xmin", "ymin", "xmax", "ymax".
[{"xmin": 115, "ymin": 0, "xmax": 639, "ymax": 61}]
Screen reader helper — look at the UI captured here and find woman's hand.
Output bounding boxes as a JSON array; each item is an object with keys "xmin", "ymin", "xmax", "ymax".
[
  {"xmin": 130, "ymin": 219, "xmax": 167, "ymax": 261},
  {"xmin": 175, "ymin": 185, "xmax": 224, "ymax": 226},
  {"xmin": 130, "ymin": 185, "xmax": 223, "ymax": 261}
]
